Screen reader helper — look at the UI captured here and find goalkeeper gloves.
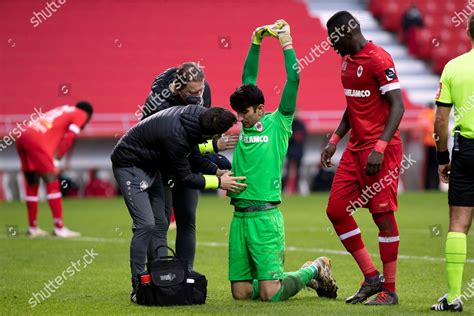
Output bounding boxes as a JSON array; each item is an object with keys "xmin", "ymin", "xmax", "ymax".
[
  {"xmin": 268, "ymin": 19, "xmax": 292, "ymax": 48},
  {"xmin": 251, "ymin": 25, "xmax": 274, "ymax": 45},
  {"xmin": 251, "ymin": 20, "xmax": 292, "ymax": 48}
]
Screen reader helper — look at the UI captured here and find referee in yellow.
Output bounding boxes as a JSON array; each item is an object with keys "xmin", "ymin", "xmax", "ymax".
[{"xmin": 431, "ymin": 14, "xmax": 474, "ymax": 313}]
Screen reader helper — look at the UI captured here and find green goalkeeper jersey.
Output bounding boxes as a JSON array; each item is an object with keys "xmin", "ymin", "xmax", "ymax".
[{"xmin": 229, "ymin": 44, "xmax": 299, "ymax": 207}]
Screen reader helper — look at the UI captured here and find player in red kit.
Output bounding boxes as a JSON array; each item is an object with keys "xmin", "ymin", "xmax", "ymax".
[
  {"xmin": 16, "ymin": 102, "xmax": 93, "ymax": 238},
  {"xmin": 321, "ymin": 11, "xmax": 405, "ymax": 305}
]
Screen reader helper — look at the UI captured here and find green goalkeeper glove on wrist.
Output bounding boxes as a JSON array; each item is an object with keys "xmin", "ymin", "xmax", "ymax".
[{"xmin": 251, "ymin": 25, "xmax": 274, "ymax": 45}]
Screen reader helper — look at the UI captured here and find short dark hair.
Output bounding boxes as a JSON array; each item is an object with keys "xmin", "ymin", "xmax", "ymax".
[
  {"xmin": 174, "ymin": 62, "xmax": 204, "ymax": 90},
  {"xmin": 199, "ymin": 107, "xmax": 237, "ymax": 135},
  {"xmin": 229, "ymin": 84, "xmax": 265, "ymax": 113},
  {"xmin": 326, "ymin": 10, "xmax": 360, "ymax": 31},
  {"xmin": 469, "ymin": 14, "xmax": 474, "ymax": 40},
  {"xmin": 75, "ymin": 101, "xmax": 93, "ymax": 117}
]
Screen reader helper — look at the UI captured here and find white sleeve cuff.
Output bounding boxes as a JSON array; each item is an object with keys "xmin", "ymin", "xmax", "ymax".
[
  {"xmin": 69, "ymin": 124, "xmax": 81, "ymax": 134},
  {"xmin": 379, "ymin": 82, "xmax": 401, "ymax": 95}
]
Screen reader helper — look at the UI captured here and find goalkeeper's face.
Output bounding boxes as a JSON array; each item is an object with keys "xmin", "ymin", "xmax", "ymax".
[{"xmin": 236, "ymin": 104, "xmax": 264, "ymax": 128}]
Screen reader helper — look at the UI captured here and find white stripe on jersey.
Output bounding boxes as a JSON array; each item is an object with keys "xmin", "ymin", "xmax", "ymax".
[
  {"xmin": 379, "ymin": 82, "xmax": 401, "ymax": 95},
  {"xmin": 69, "ymin": 124, "xmax": 81, "ymax": 134}
]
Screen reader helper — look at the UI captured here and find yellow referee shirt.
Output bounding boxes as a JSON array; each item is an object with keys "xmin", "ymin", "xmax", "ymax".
[{"xmin": 436, "ymin": 49, "xmax": 474, "ymax": 139}]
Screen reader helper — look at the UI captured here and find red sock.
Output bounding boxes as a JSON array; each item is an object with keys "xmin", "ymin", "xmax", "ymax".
[
  {"xmin": 373, "ymin": 212, "xmax": 399, "ymax": 293},
  {"xmin": 25, "ymin": 183, "xmax": 39, "ymax": 228},
  {"xmin": 47, "ymin": 181, "xmax": 64, "ymax": 229},
  {"xmin": 327, "ymin": 205, "xmax": 378, "ymax": 279}
]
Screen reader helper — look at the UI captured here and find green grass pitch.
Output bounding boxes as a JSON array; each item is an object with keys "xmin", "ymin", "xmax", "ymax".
[{"xmin": 1, "ymin": 192, "xmax": 473, "ymax": 315}]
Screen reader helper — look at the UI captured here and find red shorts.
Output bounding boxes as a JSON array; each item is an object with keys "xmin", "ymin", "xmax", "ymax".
[
  {"xmin": 328, "ymin": 144, "xmax": 402, "ymax": 214},
  {"xmin": 16, "ymin": 136, "xmax": 54, "ymax": 173}
]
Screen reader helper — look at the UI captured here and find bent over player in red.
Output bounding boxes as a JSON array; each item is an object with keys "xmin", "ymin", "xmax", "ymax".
[
  {"xmin": 16, "ymin": 102, "xmax": 93, "ymax": 238},
  {"xmin": 321, "ymin": 12, "xmax": 405, "ymax": 305}
]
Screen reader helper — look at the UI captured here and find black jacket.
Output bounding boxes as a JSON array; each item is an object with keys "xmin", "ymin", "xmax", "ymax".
[
  {"xmin": 140, "ymin": 68, "xmax": 217, "ymax": 176},
  {"xmin": 111, "ymin": 105, "xmax": 214, "ymax": 189},
  {"xmin": 141, "ymin": 67, "xmax": 211, "ymax": 120}
]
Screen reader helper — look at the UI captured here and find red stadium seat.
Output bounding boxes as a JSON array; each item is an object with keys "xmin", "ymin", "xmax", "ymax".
[
  {"xmin": 376, "ymin": 0, "xmax": 473, "ymax": 71},
  {"xmin": 381, "ymin": 2, "xmax": 410, "ymax": 32},
  {"xmin": 369, "ymin": 0, "xmax": 386, "ymax": 18},
  {"xmin": 431, "ymin": 46, "xmax": 452, "ymax": 74},
  {"xmin": 412, "ymin": 28, "xmax": 435, "ymax": 59}
]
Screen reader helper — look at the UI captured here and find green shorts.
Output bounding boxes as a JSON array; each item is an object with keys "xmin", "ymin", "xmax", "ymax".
[{"xmin": 228, "ymin": 208, "xmax": 285, "ymax": 281}]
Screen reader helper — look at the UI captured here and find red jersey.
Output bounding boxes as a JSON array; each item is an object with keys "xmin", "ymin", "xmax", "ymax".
[
  {"xmin": 341, "ymin": 41, "xmax": 402, "ymax": 151},
  {"xmin": 24, "ymin": 105, "xmax": 88, "ymax": 155}
]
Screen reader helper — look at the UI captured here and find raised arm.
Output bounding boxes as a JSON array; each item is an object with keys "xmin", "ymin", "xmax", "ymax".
[
  {"xmin": 261, "ymin": 19, "xmax": 299, "ymax": 116},
  {"xmin": 242, "ymin": 29, "xmax": 265, "ymax": 84},
  {"xmin": 278, "ymin": 47, "xmax": 300, "ymax": 115}
]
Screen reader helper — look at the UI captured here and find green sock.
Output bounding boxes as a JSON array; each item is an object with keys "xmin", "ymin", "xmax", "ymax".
[
  {"xmin": 271, "ymin": 266, "xmax": 316, "ymax": 302},
  {"xmin": 251, "ymin": 279, "xmax": 260, "ymax": 300},
  {"xmin": 446, "ymin": 232, "xmax": 467, "ymax": 303}
]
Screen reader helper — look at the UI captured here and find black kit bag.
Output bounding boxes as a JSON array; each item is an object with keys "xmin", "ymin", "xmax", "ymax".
[{"xmin": 136, "ymin": 246, "xmax": 207, "ymax": 306}]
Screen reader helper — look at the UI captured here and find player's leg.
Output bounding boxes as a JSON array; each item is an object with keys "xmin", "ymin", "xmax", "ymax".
[
  {"xmin": 172, "ymin": 186, "xmax": 199, "ymax": 270},
  {"xmin": 364, "ymin": 211, "xmax": 399, "ymax": 305},
  {"xmin": 326, "ymin": 150, "xmax": 381, "ymax": 304},
  {"xmin": 147, "ymin": 173, "xmax": 168, "ymax": 262},
  {"xmin": 113, "ymin": 166, "xmax": 156, "ymax": 302},
  {"xmin": 363, "ymin": 144, "xmax": 402, "ymax": 305},
  {"xmin": 295, "ymin": 157, "xmax": 302, "ymax": 194},
  {"xmin": 229, "ymin": 212, "xmax": 254, "ymax": 300},
  {"xmin": 248, "ymin": 208, "xmax": 332, "ymax": 301},
  {"xmin": 432, "ymin": 206, "xmax": 472, "ymax": 312},
  {"xmin": 39, "ymin": 172, "xmax": 67, "ymax": 235},
  {"xmin": 260, "ymin": 258, "xmax": 337, "ymax": 302},
  {"xmin": 23, "ymin": 172, "xmax": 48, "ymax": 237},
  {"xmin": 16, "ymin": 140, "xmax": 48, "ymax": 237},
  {"xmin": 231, "ymin": 281, "xmax": 254, "ymax": 300},
  {"xmin": 447, "ymin": 207, "xmax": 471, "ymax": 298},
  {"xmin": 434, "ymin": 139, "xmax": 474, "ymax": 311}
]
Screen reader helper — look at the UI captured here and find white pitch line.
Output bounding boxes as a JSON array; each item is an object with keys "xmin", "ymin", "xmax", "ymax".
[{"xmin": 3, "ymin": 235, "xmax": 473, "ymax": 263}]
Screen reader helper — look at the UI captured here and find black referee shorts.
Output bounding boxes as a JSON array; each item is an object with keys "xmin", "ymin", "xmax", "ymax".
[{"xmin": 449, "ymin": 136, "xmax": 474, "ymax": 206}]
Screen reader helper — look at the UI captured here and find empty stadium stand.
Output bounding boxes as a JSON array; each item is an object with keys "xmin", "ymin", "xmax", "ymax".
[
  {"xmin": 0, "ymin": 0, "xmax": 433, "ymax": 196},
  {"xmin": 0, "ymin": 0, "xmax": 422, "ymax": 138},
  {"xmin": 369, "ymin": 0, "xmax": 473, "ymax": 73}
]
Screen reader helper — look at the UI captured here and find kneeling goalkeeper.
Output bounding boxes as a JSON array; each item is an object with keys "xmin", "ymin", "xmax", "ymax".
[{"xmin": 227, "ymin": 20, "xmax": 338, "ymax": 302}]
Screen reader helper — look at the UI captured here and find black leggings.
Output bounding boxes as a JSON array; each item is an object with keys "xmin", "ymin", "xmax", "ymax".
[{"xmin": 165, "ymin": 184, "xmax": 199, "ymax": 270}]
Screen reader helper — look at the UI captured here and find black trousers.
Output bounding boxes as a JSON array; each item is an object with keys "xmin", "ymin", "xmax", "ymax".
[
  {"xmin": 163, "ymin": 183, "xmax": 199, "ymax": 270},
  {"xmin": 424, "ymin": 146, "xmax": 439, "ymax": 189},
  {"xmin": 112, "ymin": 166, "xmax": 168, "ymax": 287}
]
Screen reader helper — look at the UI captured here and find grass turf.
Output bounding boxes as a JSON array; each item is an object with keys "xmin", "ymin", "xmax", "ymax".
[{"xmin": 1, "ymin": 192, "xmax": 473, "ymax": 315}]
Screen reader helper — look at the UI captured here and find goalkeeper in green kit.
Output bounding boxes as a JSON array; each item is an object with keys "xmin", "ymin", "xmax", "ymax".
[{"xmin": 227, "ymin": 20, "xmax": 338, "ymax": 302}]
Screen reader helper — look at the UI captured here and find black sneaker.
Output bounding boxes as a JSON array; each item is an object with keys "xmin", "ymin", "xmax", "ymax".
[
  {"xmin": 365, "ymin": 290, "xmax": 399, "ymax": 305},
  {"xmin": 431, "ymin": 294, "xmax": 463, "ymax": 312},
  {"xmin": 345, "ymin": 274, "xmax": 383, "ymax": 304}
]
